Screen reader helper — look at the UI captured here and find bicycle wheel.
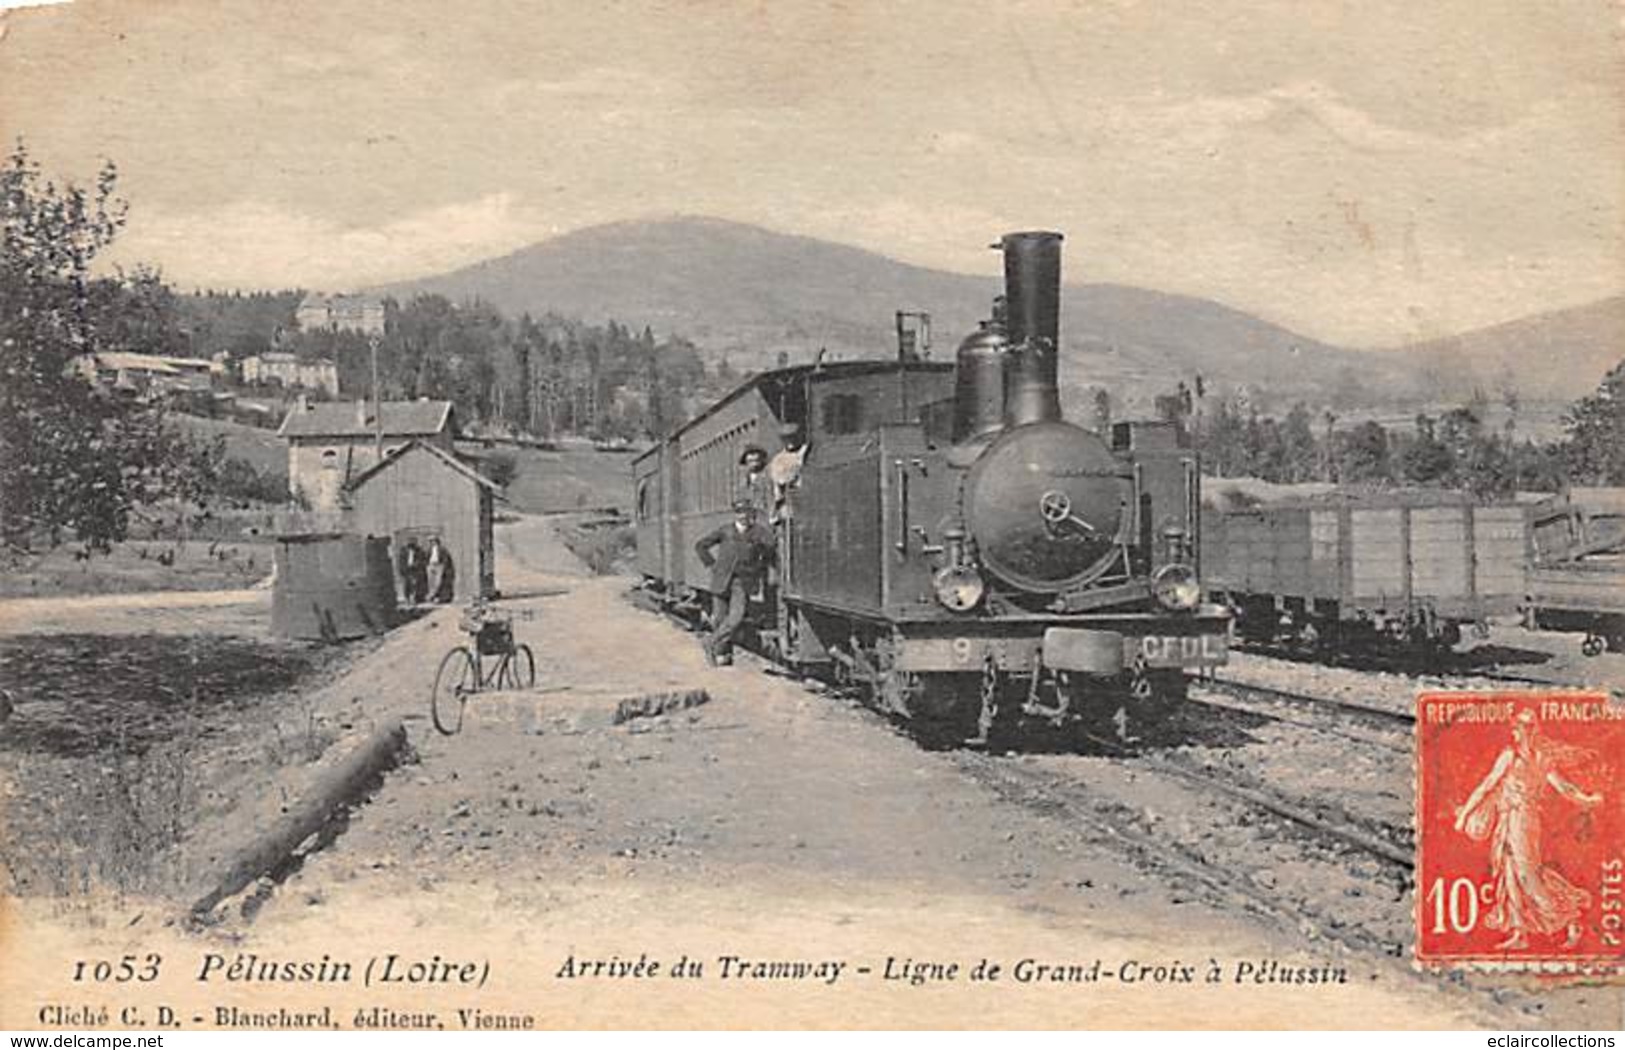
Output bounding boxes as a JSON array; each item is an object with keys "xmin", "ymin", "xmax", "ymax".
[
  {"xmin": 431, "ymin": 647, "xmax": 478, "ymax": 735},
  {"xmin": 501, "ymin": 643, "xmax": 536, "ymax": 689}
]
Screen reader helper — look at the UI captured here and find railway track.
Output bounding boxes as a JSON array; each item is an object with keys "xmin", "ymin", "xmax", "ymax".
[
  {"xmin": 1202, "ymin": 673, "xmax": 1414, "ymax": 725},
  {"xmin": 1191, "ymin": 676, "xmax": 1413, "ymax": 755},
  {"xmin": 1229, "ymin": 640, "xmax": 1620, "ymax": 695},
  {"xmin": 954, "ymin": 748, "xmax": 1410, "ymax": 956},
  {"xmin": 952, "ymin": 705, "xmax": 1565, "ymax": 1020},
  {"xmin": 1073, "ymin": 719, "xmax": 1414, "ymax": 869}
]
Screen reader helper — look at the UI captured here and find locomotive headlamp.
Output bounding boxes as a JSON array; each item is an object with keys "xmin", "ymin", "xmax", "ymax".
[
  {"xmin": 933, "ymin": 565, "xmax": 986, "ymax": 612},
  {"xmin": 1152, "ymin": 563, "xmax": 1202, "ymax": 611}
]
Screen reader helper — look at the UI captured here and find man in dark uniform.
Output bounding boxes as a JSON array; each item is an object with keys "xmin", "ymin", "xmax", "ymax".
[{"xmin": 694, "ymin": 499, "xmax": 775, "ymax": 666}]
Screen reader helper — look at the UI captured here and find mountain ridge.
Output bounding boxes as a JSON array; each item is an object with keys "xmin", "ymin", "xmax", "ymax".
[{"xmin": 375, "ymin": 216, "xmax": 1623, "ymax": 405}]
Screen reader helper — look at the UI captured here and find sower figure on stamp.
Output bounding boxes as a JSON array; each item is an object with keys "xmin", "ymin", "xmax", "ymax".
[
  {"xmin": 1454, "ymin": 709, "xmax": 1602, "ymax": 950},
  {"xmin": 694, "ymin": 499, "xmax": 774, "ymax": 666}
]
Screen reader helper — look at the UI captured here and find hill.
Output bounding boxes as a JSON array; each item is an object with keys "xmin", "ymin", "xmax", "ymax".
[
  {"xmin": 377, "ymin": 216, "xmax": 1619, "ymax": 409},
  {"xmin": 1397, "ymin": 297, "xmax": 1625, "ymax": 402},
  {"xmin": 375, "ymin": 217, "xmax": 1406, "ymax": 408}
]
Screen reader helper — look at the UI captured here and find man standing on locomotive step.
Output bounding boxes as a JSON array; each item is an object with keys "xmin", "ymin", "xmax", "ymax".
[{"xmin": 694, "ymin": 499, "xmax": 775, "ymax": 666}]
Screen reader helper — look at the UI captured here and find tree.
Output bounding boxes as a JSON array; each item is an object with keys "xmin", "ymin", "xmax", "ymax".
[
  {"xmin": 1338, "ymin": 421, "xmax": 1392, "ymax": 484},
  {"xmin": 1153, "ymin": 380, "xmax": 1192, "ymax": 428},
  {"xmin": 1564, "ymin": 359, "xmax": 1625, "ymax": 484},
  {"xmin": 1400, "ymin": 413, "xmax": 1453, "ymax": 485},
  {"xmin": 0, "ymin": 143, "xmax": 207, "ymax": 552},
  {"xmin": 1280, "ymin": 403, "xmax": 1318, "ymax": 483}
]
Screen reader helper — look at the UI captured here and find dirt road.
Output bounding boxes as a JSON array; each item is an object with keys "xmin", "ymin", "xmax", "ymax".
[{"xmin": 6, "ymin": 515, "xmax": 1617, "ymax": 1029}]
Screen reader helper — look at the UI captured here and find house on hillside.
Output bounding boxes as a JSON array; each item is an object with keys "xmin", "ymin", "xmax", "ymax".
[
  {"xmin": 74, "ymin": 352, "xmax": 221, "ymax": 397},
  {"xmin": 296, "ymin": 293, "xmax": 386, "ymax": 336},
  {"xmin": 279, "ymin": 398, "xmax": 456, "ymax": 510},
  {"xmin": 242, "ymin": 351, "xmax": 341, "ymax": 396},
  {"xmin": 345, "ymin": 440, "xmax": 500, "ymax": 602}
]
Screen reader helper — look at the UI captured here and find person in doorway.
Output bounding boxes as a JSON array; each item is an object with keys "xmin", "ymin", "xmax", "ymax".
[
  {"xmin": 693, "ymin": 499, "xmax": 774, "ymax": 666},
  {"xmin": 767, "ymin": 422, "xmax": 807, "ymax": 523},
  {"xmin": 426, "ymin": 536, "xmax": 456, "ymax": 603},
  {"xmin": 396, "ymin": 537, "xmax": 425, "ymax": 605},
  {"xmin": 738, "ymin": 444, "xmax": 771, "ymax": 516}
]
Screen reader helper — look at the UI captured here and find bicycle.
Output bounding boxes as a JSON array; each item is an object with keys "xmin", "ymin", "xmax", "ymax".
[{"xmin": 431, "ymin": 602, "xmax": 536, "ymax": 735}]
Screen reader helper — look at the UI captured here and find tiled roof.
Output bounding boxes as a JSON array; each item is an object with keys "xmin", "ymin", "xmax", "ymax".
[
  {"xmin": 90, "ymin": 352, "xmax": 218, "ymax": 374},
  {"xmin": 94, "ymin": 352, "xmax": 182, "ymax": 375},
  {"xmin": 278, "ymin": 399, "xmax": 454, "ymax": 439},
  {"xmin": 344, "ymin": 439, "xmax": 502, "ymax": 493}
]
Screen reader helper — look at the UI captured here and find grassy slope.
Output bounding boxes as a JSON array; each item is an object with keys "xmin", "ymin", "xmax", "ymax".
[
  {"xmin": 170, "ymin": 413, "xmax": 288, "ymax": 477},
  {"xmin": 463, "ymin": 443, "xmax": 635, "ymax": 514}
]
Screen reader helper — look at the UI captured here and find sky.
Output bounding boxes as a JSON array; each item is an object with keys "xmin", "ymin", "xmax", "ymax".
[{"xmin": 0, "ymin": 0, "xmax": 1620, "ymax": 347}]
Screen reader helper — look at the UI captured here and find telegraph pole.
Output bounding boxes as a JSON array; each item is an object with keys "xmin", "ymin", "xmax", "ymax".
[{"xmin": 369, "ymin": 334, "xmax": 383, "ymax": 461}]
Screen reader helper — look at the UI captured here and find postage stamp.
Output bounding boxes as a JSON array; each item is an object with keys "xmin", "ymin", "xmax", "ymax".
[{"xmin": 1416, "ymin": 691, "xmax": 1625, "ymax": 973}]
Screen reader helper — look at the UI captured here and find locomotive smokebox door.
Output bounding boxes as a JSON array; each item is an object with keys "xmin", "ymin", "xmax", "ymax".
[
  {"xmin": 1041, "ymin": 627, "xmax": 1125, "ymax": 675},
  {"xmin": 964, "ymin": 420, "xmax": 1131, "ymax": 593}
]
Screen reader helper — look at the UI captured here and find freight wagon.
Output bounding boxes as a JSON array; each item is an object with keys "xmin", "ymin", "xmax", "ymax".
[
  {"xmin": 1201, "ymin": 493, "xmax": 1530, "ymax": 650},
  {"xmin": 1525, "ymin": 500, "xmax": 1625, "ymax": 655}
]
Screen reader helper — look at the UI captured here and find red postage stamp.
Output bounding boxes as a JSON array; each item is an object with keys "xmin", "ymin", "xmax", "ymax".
[{"xmin": 1416, "ymin": 691, "xmax": 1625, "ymax": 973}]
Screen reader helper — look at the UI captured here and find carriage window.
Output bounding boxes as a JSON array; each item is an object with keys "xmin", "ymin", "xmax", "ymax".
[
  {"xmin": 821, "ymin": 394, "xmax": 862, "ymax": 435},
  {"xmin": 635, "ymin": 479, "xmax": 650, "ymax": 522}
]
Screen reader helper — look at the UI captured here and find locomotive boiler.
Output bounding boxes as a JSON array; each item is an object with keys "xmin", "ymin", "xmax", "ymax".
[{"xmin": 632, "ymin": 230, "xmax": 1230, "ymax": 741}]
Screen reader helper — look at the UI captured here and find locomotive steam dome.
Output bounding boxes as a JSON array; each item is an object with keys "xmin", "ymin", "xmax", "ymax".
[{"xmin": 964, "ymin": 420, "xmax": 1128, "ymax": 593}]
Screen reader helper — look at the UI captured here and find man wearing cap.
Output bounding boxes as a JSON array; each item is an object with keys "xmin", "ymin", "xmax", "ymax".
[{"xmin": 694, "ymin": 499, "xmax": 775, "ymax": 666}]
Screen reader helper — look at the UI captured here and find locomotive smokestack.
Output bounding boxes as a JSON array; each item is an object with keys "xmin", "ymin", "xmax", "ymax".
[{"xmin": 1000, "ymin": 230, "xmax": 1063, "ymax": 426}]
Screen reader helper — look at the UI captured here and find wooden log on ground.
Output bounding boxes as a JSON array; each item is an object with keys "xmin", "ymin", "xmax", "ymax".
[
  {"xmin": 613, "ymin": 688, "xmax": 711, "ymax": 725},
  {"xmin": 188, "ymin": 718, "xmax": 407, "ymax": 917}
]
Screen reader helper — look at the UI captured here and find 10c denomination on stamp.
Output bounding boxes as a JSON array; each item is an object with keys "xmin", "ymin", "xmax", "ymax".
[{"xmin": 1416, "ymin": 691, "xmax": 1625, "ymax": 973}]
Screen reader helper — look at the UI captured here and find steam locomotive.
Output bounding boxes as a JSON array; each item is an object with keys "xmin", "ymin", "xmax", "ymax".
[{"xmin": 632, "ymin": 231, "xmax": 1230, "ymax": 739}]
